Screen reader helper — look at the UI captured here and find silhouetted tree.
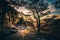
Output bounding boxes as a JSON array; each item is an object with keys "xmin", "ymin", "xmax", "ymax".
[
  {"xmin": 25, "ymin": 0, "xmax": 48, "ymax": 33},
  {"xmin": 0, "ymin": 0, "xmax": 48, "ymax": 33},
  {"xmin": 0, "ymin": 0, "xmax": 18, "ymax": 32}
]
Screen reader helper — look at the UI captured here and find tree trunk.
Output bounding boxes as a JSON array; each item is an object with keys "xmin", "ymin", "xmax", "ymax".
[
  {"xmin": 37, "ymin": 17, "xmax": 40, "ymax": 32},
  {"xmin": 37, "ymin": 11, "xmax": 40, "ymax": 32}
]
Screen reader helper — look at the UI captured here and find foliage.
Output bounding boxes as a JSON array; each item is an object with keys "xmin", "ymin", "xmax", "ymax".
[
  {"xmin": 0, "ymin": 0, "xmax": 19, "ymax": 33},
  {"xmin": 9, "ymin": 0, "xmax": 48, "ymax": 32},
  {"xmin": 52, "ymin": 0, "xmax": 60, "ymax": 8}
]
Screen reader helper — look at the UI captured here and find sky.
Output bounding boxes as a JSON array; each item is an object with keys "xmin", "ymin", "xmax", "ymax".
[
  {"xmin": 47, "ymin": 0, "xmax": 60, "ymax": 14},
  {"xmin": 47, "ymin": 0, "xmax": 56, "ymax": 3}
]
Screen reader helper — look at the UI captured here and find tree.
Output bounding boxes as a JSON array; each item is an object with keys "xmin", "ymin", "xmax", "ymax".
[
  {"xmin": 0, "ymin": 0, "xmax": 48, "ymax": 33},
  {"xmin": 10, "ymin": 0, "xmax": 48, "ymax": 33},
  {"xmin": 0, "ymin": 0, "xmax": 9, "ymax": 28},
  {"xmin": 0, "ymin": 0, "xmax": 18, "ymax": 33},
  {"xmin": 25, "ymin": 0, "xmax": 48, "ymax": 32}
]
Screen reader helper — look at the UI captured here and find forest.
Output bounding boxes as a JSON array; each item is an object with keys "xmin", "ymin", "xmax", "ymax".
[{"xmin": 0, "ymin": 0, "xmax": 60, "ymax": 40}]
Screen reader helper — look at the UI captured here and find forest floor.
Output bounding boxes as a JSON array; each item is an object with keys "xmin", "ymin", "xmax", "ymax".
[{"xmin": 0, "ymin": 31, "xmax": 60, "ymax": 40}]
